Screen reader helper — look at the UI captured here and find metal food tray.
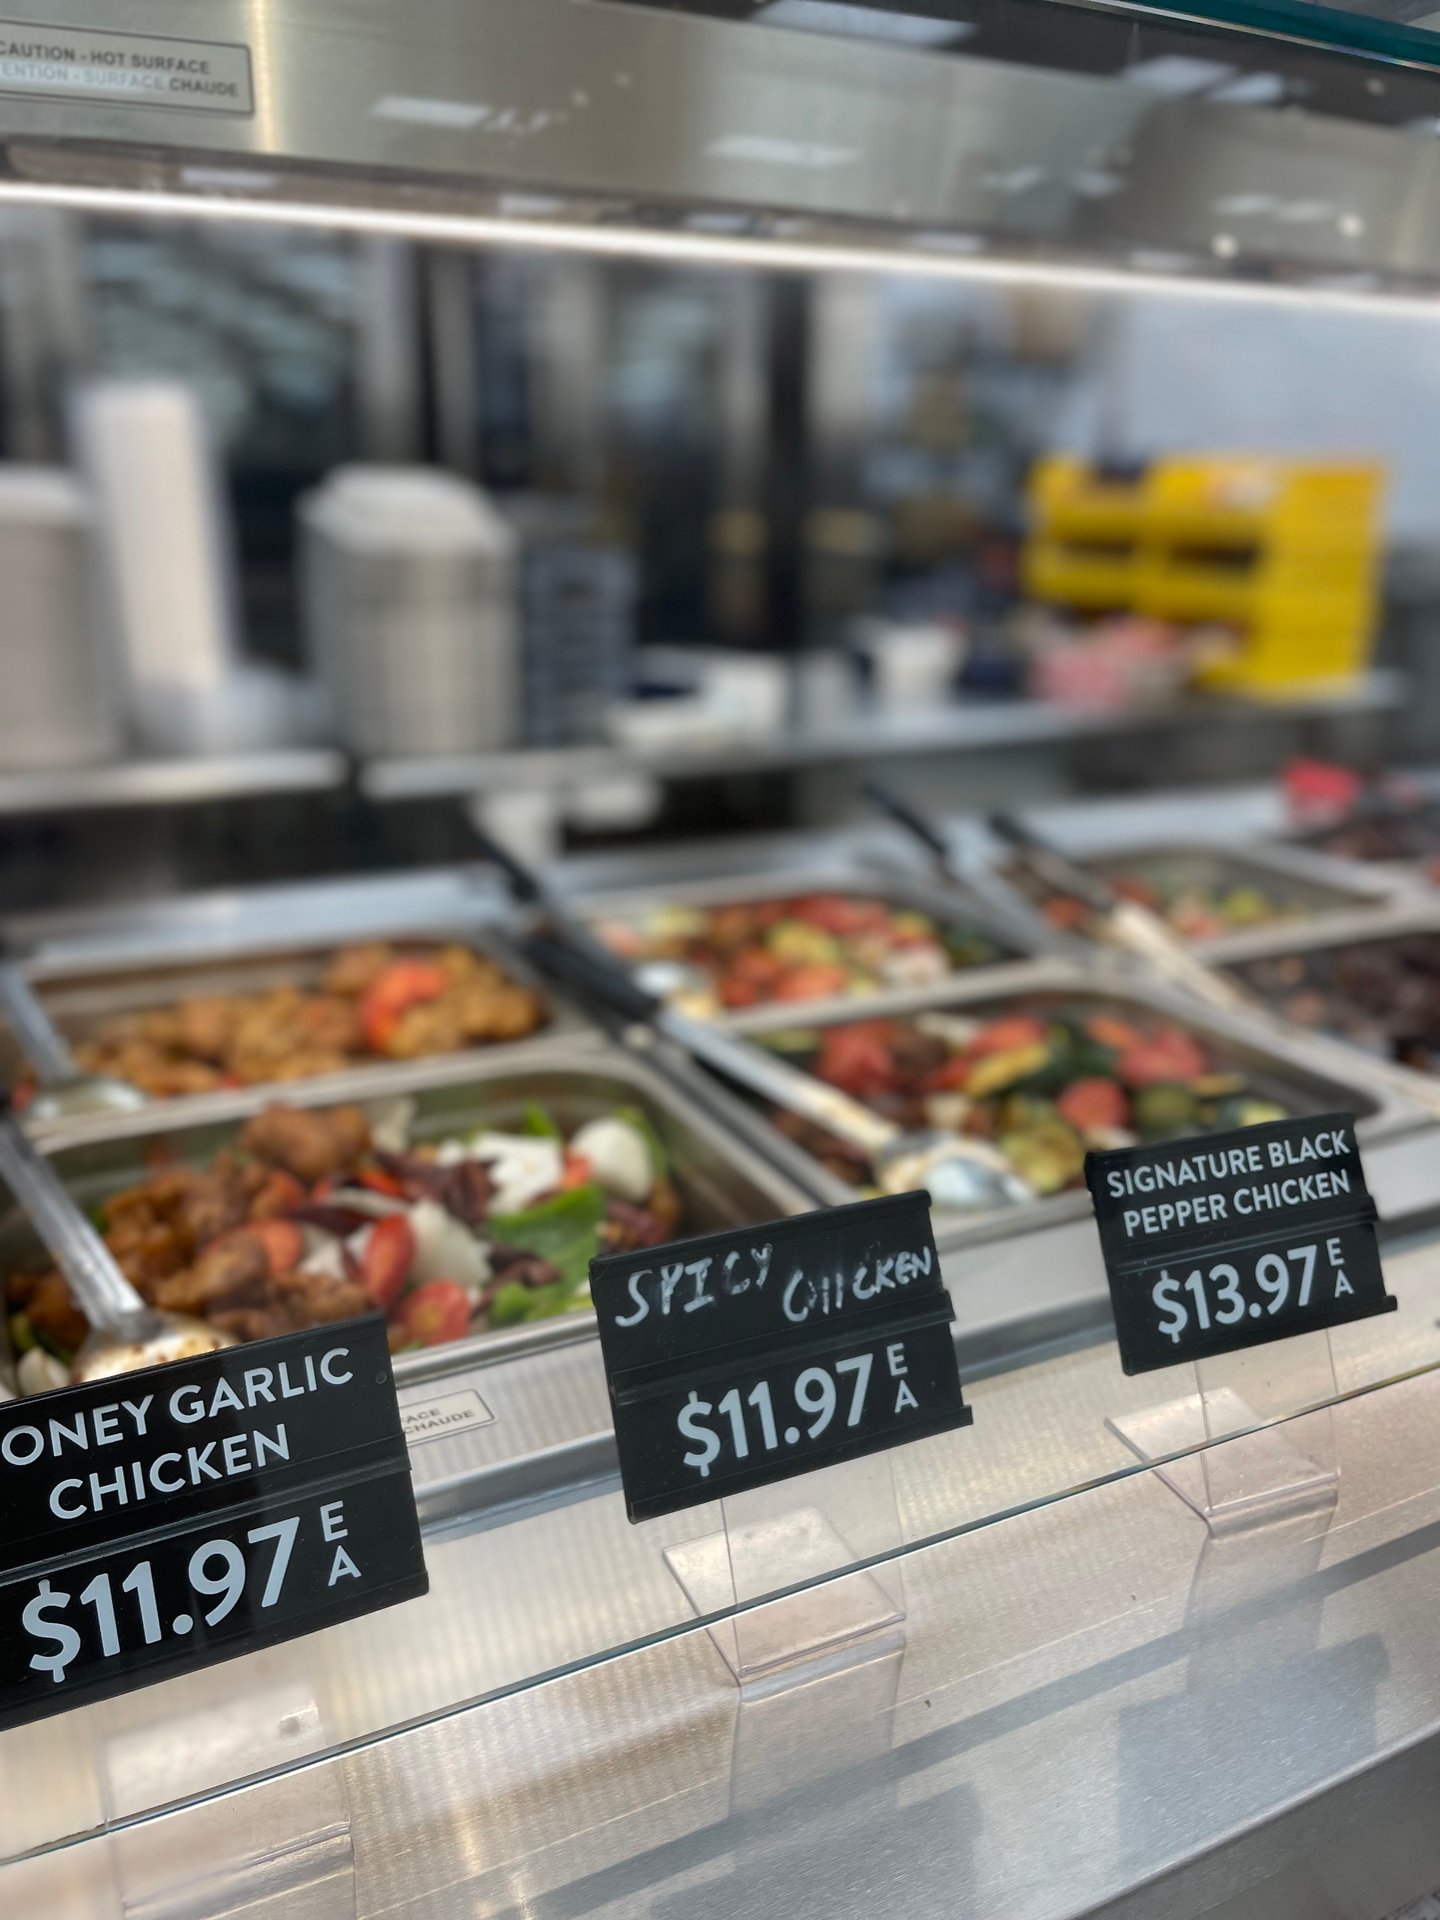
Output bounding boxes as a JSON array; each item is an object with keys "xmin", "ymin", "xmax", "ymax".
[
  {"xmin": 6, "ymin": 920, "xmax": 603, "ymax": 1130},
  {"xmin": 570, "ymin": 862, "xmax": 1050, "ymax": 1021},
  {"xmin": 0, "ymin": 1042, "xmax": 814, "ymax": 1401},
  {"xmin": 1269, "ymin": 813, "xmax": 1440, "ymax": 894},
  {"xmin": 661, "ymin": 956, "xmax": 1424, "ymax": 1251},
  {"xmin": 1201, "ymin": 899, "xmax": 1440, "ymax": 1104},
  {"xmin": 988, "ymin": 839, "xmax": 1387, "ymax": 957}
]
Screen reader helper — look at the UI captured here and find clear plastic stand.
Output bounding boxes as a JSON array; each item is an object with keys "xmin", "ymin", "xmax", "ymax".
[
  {"xmin": 1106, "ymin": 1328, "xmax": 1341, "ymax": 1533},
  {"xmin": 101, "ymin": 1683, "xmax": 355, "ymax": 1919},
  {"xmin": 664, "ymin": 1449, "xmax": 907, "ymax": 1686}
]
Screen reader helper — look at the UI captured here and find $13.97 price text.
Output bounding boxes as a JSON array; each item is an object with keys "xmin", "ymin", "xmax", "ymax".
[{"xmin": 1149, "ymin": 1235, "xmax": 1355, "ymax": 1347}]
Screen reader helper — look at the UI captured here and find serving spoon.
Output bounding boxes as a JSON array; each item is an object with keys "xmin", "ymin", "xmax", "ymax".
[
  {"xmin": 0, "ymin": 955, "xmax": 145, "ymax": 1122},
  {"xmin": 0, "ymin": 1097, "xmax": 233, "ymax": 1384}
]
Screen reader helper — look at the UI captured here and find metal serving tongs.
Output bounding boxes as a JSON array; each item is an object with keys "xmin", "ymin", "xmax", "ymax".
[
  {"xmin": 0, "ymin": 950, "xmax": 144, "ymax": 1122},
  {"xmin": 987, "ymin": 812, "xmax": 1254, "ymax": 1017},
  {"xmin": 0, "ymin": 1095, "xmax": 233, "ymax": 1383},
  {"xmin": 464, "ymin": 822, "xmax": 1034, "ymax": 1212}
]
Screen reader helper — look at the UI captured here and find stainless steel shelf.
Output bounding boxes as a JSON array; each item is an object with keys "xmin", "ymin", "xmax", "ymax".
[
  {"xmin": 0, "ymin": 751, "xmax": 349, "ymax": 818},
  {"xmin": 362, "ymin": 675, "xmax": 1406, "ymax": 802}
]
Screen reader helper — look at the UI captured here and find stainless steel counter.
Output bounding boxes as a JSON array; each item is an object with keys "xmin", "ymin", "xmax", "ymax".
[{"xmin": 10, "ymin": 1361, "xmax": 1440, "ymax": 1918}]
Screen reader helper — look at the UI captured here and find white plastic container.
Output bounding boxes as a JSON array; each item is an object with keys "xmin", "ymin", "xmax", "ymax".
[
  {"xmin": 71, "ymin": 381, "xmax": 242, "ymax": 753},
  {"xmin": 300, "ymin": 467, "xmax": 518, "ymax": 758},
  {"xmin": 0, "ymin": 467, "xmax": 120, "ymax": 771}
]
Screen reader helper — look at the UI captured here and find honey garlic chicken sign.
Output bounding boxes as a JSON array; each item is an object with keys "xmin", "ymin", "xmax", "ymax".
[{"xmin": 0, "ymin": 1315, "xmax": 426, "ymax": 1730}]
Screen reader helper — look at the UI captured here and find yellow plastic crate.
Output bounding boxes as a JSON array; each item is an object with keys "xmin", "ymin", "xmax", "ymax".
[{"xmin": 1023, "ymin": 454, "xmax": 1384, "ymax": 694}]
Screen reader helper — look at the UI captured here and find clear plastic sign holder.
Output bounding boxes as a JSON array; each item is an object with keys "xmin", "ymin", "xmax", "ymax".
[
  {"xmin": 1107, "ymin": 1327, "xmax": 1340, "ymax": 1533},
  {"xmin": 101, "ymin": 1684, "xmax": 355, "ymax": 1919},
  {"xmin": 663, "ymin": 1448, "xmax": 907, "ymax": 1686}
]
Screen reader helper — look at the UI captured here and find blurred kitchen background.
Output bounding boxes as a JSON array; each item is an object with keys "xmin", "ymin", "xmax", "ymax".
[{"xmin": 0, "ymin": 201, "xmax": 1425, "ymax": 912}]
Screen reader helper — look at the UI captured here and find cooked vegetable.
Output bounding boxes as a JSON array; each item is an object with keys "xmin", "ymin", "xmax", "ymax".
[
  {"xmin": 1131, "ymin": 1084, "xmax": 1199, "ymax": 1137},
  {"xmin": 757, "ymin": 997, "xmax": 1307, "ymax": 1201},
  {"xmin": 359, "ymin": 1214, "xmax": 417, "ymax": 1312},
  {"xmin": 392, "ymin": 1280, "xmax": 471, "ymax": 1348},
  {"xmin": 1056, "ymin": 1077, "xmax": 1129, "ymax": 1133},
  {"xmin": 999, "ymin": 1120, "xmax": 1085, "ymax": 1195},
  {"xmin": 570, "ymin": 1116, "xmax": 654, "ymax": 1203},
  {"xmin": 489, "ymin": 1184, "xmax": 608, "ymax": 1295},
  {"xmin": 1024, "ymin": 856, "xmax": 1317, "ymax": 941},
  {"xmin": 596, "ymin": 888, "xmax": 1009, "ymax": 1015}
]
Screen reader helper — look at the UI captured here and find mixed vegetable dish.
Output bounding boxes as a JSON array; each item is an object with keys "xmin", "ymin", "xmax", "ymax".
[
  {"xmin": 593, "ymin": 889, "xmax": 1010, "ymax": 1015},
  {"xmin": 24, "ymin": 941, "xmax": 549, "ymax": 1101},
  {"xmin": 757, "ymin": 1000, "xmax": 1294, "ymax": 1198},
  {"xmin": 1014, "ymin": 855, "xmax": 1315, "ymax": 942},
  {"xmin": 3, "ymin": 1098, "xmax": 680, "ymax": 1395},
  {"xmin": 1233, "ymin": 934, "xmax": 1440, "ymax": 1072}
]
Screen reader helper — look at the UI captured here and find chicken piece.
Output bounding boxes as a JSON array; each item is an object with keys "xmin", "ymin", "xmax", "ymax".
[
  {"xmin": 435, "ymin": 944, "xmax": 487, "ymax": 986},
  {"xmin": 383, "ymin": 1001, "xmax": 467, "ymax": 1058},
  {"xmin": 151, "ymin": 1235, "xmax": 270, "ymax": 1316},
  {"xmin": 210, "ymin": 1305, "xmax": 300, "ymax": 1343},
  {"xmin": 272, "ymin": 1265, "xmax": 372, "ymax": 1325},
  {"xmin": 454, "ymin": 981, "xmax": 545, "ymax": 1043},
  {"xmin": 105, "ymin": 1221, "xmax": 186, "ymax": 1289},
  {"xmin": 176, "ymin": 996, "xmax": 241, "ymax": 1062},
  {"xmin": 4, "ymin": 1268, "xmax": 40, "ymax": 1309},
  {"xmin": 25, "ymin": 1270, "xmax": 91, "ymax": 1351},
  {"xmin": 321, "ymin": 943, "xmax": 396, "ymax": 998},
  {"xmin": 297, "ymin": 995, "xmax": 364, "ymax": 1055},
  {"xmin": 240, "ymin": 1103, "xmax": 370, "ymax": 1184},
  {"xmin": 169, "ymin": 1160, "xmax": 255, "ymax": 1249}
]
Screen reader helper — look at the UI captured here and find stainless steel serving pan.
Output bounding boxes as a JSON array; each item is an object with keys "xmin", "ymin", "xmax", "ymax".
[
  {"xmin": 567, "ymin": 861, "xmax": 1052, "ymax": 1022},
  {"xmin": 654, "ymin": 956, "xmax": 1424, "ymax": 1252},
  {"xmin": 1200, "ymin": 900, "xmax": 1440, "ymax": 1111},
  {"xmin": 5, "ymin": 920, "xmax": 605, "ymax": 1134},
  {"xmin": 1192, "ymin": 894, "xmax": 1440, "ymax": 971},
  {"xmin": 985, "ymin": 839, "xmax": 1390, "ymax": 960},
  {"xmin": 0, "ymin": 1042, "xmax": 814, "ymax": 1401},
  {"xmin": 1265, "ymin": 815, "xmax": 1440, "ymax": 896}
]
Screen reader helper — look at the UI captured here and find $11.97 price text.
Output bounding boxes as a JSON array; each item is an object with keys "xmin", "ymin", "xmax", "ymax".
[
  {"xmin": 675, "ymin": 1339, "xmax": 922, "ymax": 1481},
  {"xmin": 17, "ymin": 1495, "xmax": 362, "ymax": 1690}
]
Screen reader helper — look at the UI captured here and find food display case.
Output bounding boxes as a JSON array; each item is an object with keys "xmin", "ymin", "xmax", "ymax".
[{"xmin": 5, "ymin": 0, "xmax": 1440, "ymax": 1906}]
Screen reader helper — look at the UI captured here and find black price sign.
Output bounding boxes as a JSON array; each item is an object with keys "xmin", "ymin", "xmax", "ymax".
[
  {"xmin": 1085, "ymin": 1111, "xmax": 1396, "ymax": 1376},
  {"xmin": 590, "ymin": 1191, "xmax": 971, "ymax": 1522},
  {"xmin": 0, "ymin": 1316, "xmax": 427, "ymax": 1731}
]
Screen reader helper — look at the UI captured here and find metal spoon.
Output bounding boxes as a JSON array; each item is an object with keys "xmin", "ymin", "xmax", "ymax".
[
  {"xmin": 0, "ymin": 957, "xmax": 145, "ymax": 1122},
  {"xmin": 0, "ymin": 1101, "xmax": 233, "ymax": 1384}
]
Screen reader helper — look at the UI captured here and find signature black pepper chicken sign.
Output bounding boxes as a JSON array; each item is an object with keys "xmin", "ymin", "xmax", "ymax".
[
  {"xmin": 1085, "ymin": 1111, "xmax": 1395, "ymax": 1376},
  {"xmin": 0, "ymin": 1315, "xmax": 426, "ymax": 1730}
]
